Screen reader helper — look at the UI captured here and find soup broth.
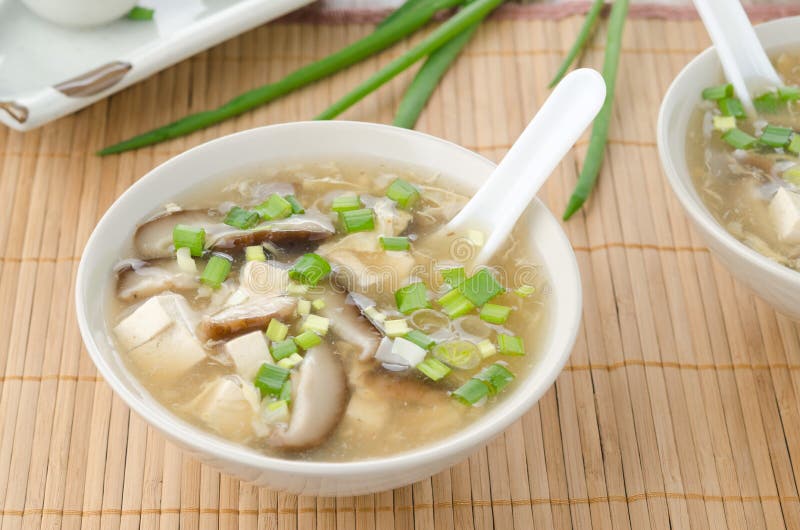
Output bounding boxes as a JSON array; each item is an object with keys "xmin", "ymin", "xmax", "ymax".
[{"xmin": 107, "ymin": 159, "xmax": 549, "ymax": 461}]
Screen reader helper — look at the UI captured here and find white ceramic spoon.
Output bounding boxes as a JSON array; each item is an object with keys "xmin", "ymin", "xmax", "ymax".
[
  {"xmin": 446, "ymin": 68, "xmax": 605, "ymax": 265},
  {"xmin": 692, "ymin": 0, "xmax": 782, "ymax": 115}
]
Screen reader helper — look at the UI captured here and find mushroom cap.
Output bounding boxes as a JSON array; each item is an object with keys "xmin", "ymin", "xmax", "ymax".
[{"xmin": 199, "ymin": 295, "xmax": 297, "ymax": 341}]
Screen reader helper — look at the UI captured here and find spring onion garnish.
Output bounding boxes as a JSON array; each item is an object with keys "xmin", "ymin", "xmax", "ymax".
[
  {"xmin": 364, "ymin": 306, "xmax": 387, "ymax": 322},
  {"xmin": 514, "ymin": 284, "xmax": 535, "ymax": 298},
  {"xmin": 270, "ymin": 339, "xmax": 298, "ymax": 361},
  {"xmin": 279, "ymin": 380, "xmax": 292, "ymax": 402},
  {"xmin": 255, "ymin": 193, "xmax": 293, "ymax": 221},
  {"xmin": 288, "ymin": 253, "xmax": 331, "ymax": 286},
  {"xmin": 497, "ymin": 334, "xmax": 525, "ymax": 356},
  {"xmin": 789, "ymin": 135, "xmax": 800, "ymax": 156},
  {"xmin": 779, "ymin": 86, "xmax": 800, "ymax": 102},
  {"xmin": 702, "ymin": 83, "xmax": 734, "ymax": 101},
  {"xmin": 266, "ymin": 319, "xmax": 289, "ymax": 342},
  {"xmin": 760, "ymin": 125, "xmax": 793, "ymax": 148},
  {"xmin": 302, "ymin": 314, "xmax": 330, "ymax": 336},
  {"xmin": 284, "ymin": 194, "xmax": 305, "ymax": 214},
  {"xmin": 339, "ymin": 208, "xmax": 375, "ymax": 233},
  {"xmin": 452, "ymin": 378, "xmax": 489, "ymax": 406},
  {"xmin": 200, "ymin": 255, "xmax": 231, "ymax": 288},
  {"xmin": 224, "ymin": 206, "xmax": 260, "ymax": 229},
  {"xmin": 404, "ymin": 329, "xmax": 436, "ymax": 350},
  {"xmin": 433, "ymin": 340, "xmax": 480, "ymax": 369},
  {"xmin": 245, "ymin": 245, "xmax": 266, "ymax": 262},
  {"xmin": 438, "ymin": 289, "xmax": 476, "ymax": 318},
  {"xmin": 479, "ymin": 303, "xmax": 512, "ymax": 325},
  {"xmin": 458, "ymin": 269, "xmax": 504, "ymax": 306},
  {"xmin": 475, "ymin": 363, "xmax": 514, "ymax": 395},
  {"xmin": 277, "ymin": 353, "xmax": 304, "ymax": 370},
  {"xmin": 718, "ymin": 97, "xmax": 746, "ymax": 119},
  {"xmin": 754, "ymin": 92, "xmax": 779, "ymax": 114},
  {"xmin": 294, "ymin": 330, "xmax": 322, "ymax": 350},
  {"xmin": 311, "ymin": 298, "xmax": 326, "ymax": 311},
  {"xmin": 721, "ymin": 128, "xmax": 757, "ymax": 150},
  {"xmin": 287, "ymin": 282, "xmax": 309, "ymax": 296},
  {"xmin": 262, "ymin": 400, "xmax": 290, "ymax": 423},
  {"xmin": 783, "ymin": 166, "xmax": 800, "ymax": 185},
  {"xmin": 331, "ymin": 194, "xmax": 362, "ymax": 212},
  {"xmin": 254, "ymin": 363, "xmax": 290, "ymax": 397},
  {"xmin": 477, "ymin": 339, "xmax": 496, "ymax": 358},
  {"xmin": 379, "ymin": 236, "xmax": 411, "ymax": 251},
  {"xmin": 416, "ymin": 358, "xmax": 451, "ymax": 381},
  {"xmin": 548, "ymin": 0, "xmax": 604, "ymax": 88},
  {"xmin": 127, "ymin": 6, "xmax": 154, "ymax": 20},
  {"xmin": 173, "ymin": 224, "xmax": 205, "ymax": 257},
  {"xmin": 175, "ymin": 246, "xmax": 197, "ymax": 273},
  {"xmin": 712, "ymin": 115, "xmax": 736, "ymax": 132},
  {"xmin": 297, "ymin": 299, "xmax": 311, "ymax": 316},
  {"xmin": 384, "ymin": 319, "xmax": 411, "ymax": 337},
  {"xmin": 385, "ymin": 178, "xmax": 421, "ymax": 209},
  {"xmin": 440, "ymin": 266, "xmax": 466, "ymax": 287},
  {"xmin": 395, "ymin": 282, "xmax": 431, "ymax": 314}
]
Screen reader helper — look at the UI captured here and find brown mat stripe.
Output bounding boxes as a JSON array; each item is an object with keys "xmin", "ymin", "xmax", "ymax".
[{"xmin": 2, "ymin": 7, "xmax": 800, "ymax": 530}]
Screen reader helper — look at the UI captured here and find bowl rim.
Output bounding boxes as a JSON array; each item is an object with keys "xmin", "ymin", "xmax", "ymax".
[
  {"xmin": 657, "ymin": 15, "xmax": 800, "ymax": 289},
  {"xmin": 76, "ymin": 120, "xmax": 582, "ymax": 477}
]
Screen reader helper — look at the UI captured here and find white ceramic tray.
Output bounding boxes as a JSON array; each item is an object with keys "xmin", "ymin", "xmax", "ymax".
[{"xmin": 0, "ymin": 0, "xmax": 315, "ymax": 131}]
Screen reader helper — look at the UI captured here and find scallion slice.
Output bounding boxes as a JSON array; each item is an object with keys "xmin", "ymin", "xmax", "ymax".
[
  {"xmin": 458, "ymin": 269, "xmax": 504, "ymax": 306},
  {"xmin": 712, "ymin": 115, "xmax": 736, "ymax": 132},
  {"xmin": 479, "ymin": 303, "xmax": 512, "ymax": 324},
  {"xmin": 475, "ymin": 363, "xmax": 514, "ymax": 395},
  {"xmin": 719, "ymin": 98, "xmax": 745, "ymax": 118},
  {"xmin": 255, "ymin": 193, "xmax": 293, "ymax": 220},
  {"xmin": 270, "ymin": 339, "xmax": 298, "ymax": 361},
  {"xmin": 284, "ymin": 194, "xmax": 305, "ymax": 214},
  {"xmin": 277, "ymin": 353, "xmax": 304, "ymax": 370},
  {"xmin": 477, "ymin": 339, "xmax": 496, "ymax": 358},
  {"xmin": 254, "ymin": 363, "xmax": 290, "ymax": 397},
  {"xmin": 266, "ymin": 319, "xmax": 289, "ymax": 342},
  {"xmin": 416, "ymin": 358, "xmax": 451, "ymax": 381},
  {"xmin": 760, "ymin": 125, "xmax": 793, "ymax": 148},
  {"xmin": 302, "ymin": 314, "xmax": 330, "ymax": 335},
  {"xmin": 701, "ymin": 83, "xmax": 733, "ymax": 101},
  {"xmin": 514, "ymin": 284, "xmax": 535, "ymax": 298},
  {"xmin": 385, "ymin": 178, "xmax": 421, "ymax": 209},
  {"xmin": 173, "ymin": 224, "xmax": 205, "ymax": 257},
  {"xmin": 223, "ymin": 206, "xmax": 260, "ymax": 229},
  {"xmin": 339, "ymin": 208, "xmax": 375, "ymax": 233},
  {"xmin": 754, "ymin": 92, "xmax": 780, "ymax": 114},
  {"xmin": 127, "ymin": 6, "xmax": 154, "ymax": 20},
  {"xmin": 331, "ymin": 194, "xmax": 362, "ymax": 212},
  {"xmin": 245, "ymin": 245, "xmax": 266, "ymax": 262},
  {"xmin": 294, "ymin": 330, "xmax": 322, "ymax": 350},
  {"xmin": 783, "ymin": 165, "xmax": 800, "ymax": 185},
  {"xmin": 200, "ymin": 254, "xmax": 231, "ymax": 288},
  {"xmin": 379, "ymin": 236, "xmax": 410, "ymax": 251},
  {"xmin": 297, "ymin": 299, "xmax": 311, "ymax": 315},
  {"xmin": 311, "ymin": 298, "xmax": 326, "ymax": 311},
  {"xmin": 440, "ymin": 266, "xmax": 465, "ymax": 287},
  {"xmin": 721, "ymin": 128, "xmax": 757, "ymax": 150},
  {"xmin": 288, "ymin": 253, "xmax": 331, "ymax": 286},
  {"xmin": 404, "ymin": 329, "xmax": 436, "ymax": 350},
  {"xmin": 437, "ymin": 289, "xmax": 475, "ymax": 318},
  {"xmin": 452, "ymin": 378, "xmax": 489, "ymax": 406},
  {"xmin": 779, "ymin": 86, "xmax": 800, "ymax": 102},
  {"xmin": 384, "ymin": 319, "xmax": 411, "ymax": 337},
  {"xmin": 497, "ymin": 334, "xmax": 525, "ymax": 356},
  {"xmin": 279, "ymin": 380, "xmax": 292, "ymax": 402},
  {"xmin": 433, "ymin": 340, "xmax": 480, "ymax": 369},
  {"xmin": 789, "ymin": 135, "xmax": 800, "ymax": 156},
  {"xmin": 175, "ymin": 246, "xmax": 197, "ymax": 273},
  {"xmin": 395, "ymin": 282, "xmax": 430, "ymax": 314}
]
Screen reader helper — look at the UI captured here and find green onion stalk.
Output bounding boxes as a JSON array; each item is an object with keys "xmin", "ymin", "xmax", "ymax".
[
  {"xmin": 98, "ymin": 0, "xmax": 464, "ymax": 155},
  {"xmin": 548, "ymin": 0, "xmax": 604, "ymax": 88},
  {"xmin": 562, "ymin": 0, "xmax": 629, "ymax": 220}
]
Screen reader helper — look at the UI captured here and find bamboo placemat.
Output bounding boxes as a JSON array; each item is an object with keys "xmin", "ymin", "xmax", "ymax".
[{"xmin": 3, "ymin": 4, "xmax": 800, "ymax": 529}]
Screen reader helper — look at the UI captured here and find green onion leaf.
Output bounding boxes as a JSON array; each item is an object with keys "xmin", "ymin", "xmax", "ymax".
[
  {"xmin": 514, "ymin": 285, "xmax": 535, "ymax": 298},
  {"xmin": 255, "ymin": 193, "xmax": 293, "ymax": 221},
  {"xmin": 479, "ymin": 303, "xmax": 512, "ymax": 325},
  {"xmin": 440, "ymin": 266, "xmax": 466, "ymax": 287},
  {"xmin": 416, "ymin": 358, "xmax": 451, "ymax": 381},
  {"xmin": 339, "ymin": 208, "xmax": 375, "ymax": 233},
  {"xmin": 385, "ymin": 178, "xmax": 421, "ymax": 209},
  {"xmin": 712, "ymin": 115, "xmax": 736, "ymax": 132},
  {"xmin": 270, "ymin": 339, "xmax": 298, "ymax": 361},
  {"xmin": 384, "ymin": 319, "xmax": 411, "ymax": 337},
  {"xmin": 254, "ymin": 363, "xmax": 290, "ymax": 397},
  {"xmin": 783, "ymin": 165, "xmax": 800, "ymax": 185},
  {"xmin": 779, "ymin": 86, "xmax": 800, "ymax": 102},
  {"xmin": 301, "ymin": 314, "xmax": 330, "ymax": 336},
  {"xmin": 224, "ymin": 206, "xmax": 260, "ymax": 229},
  {"xmin": 277, "ymin": 353, "xmax": 304, "ymax": 370},
  {"xmin": 789, "ymin": 135, "xmax": 800, "ymax": 156},
  {"xmin": 279, "ymin": 380, "xmax": 292, "ymax": 403},
  {"xmin": 721, "ymin": 128, "xmax": 757, "ymax": 150},
  {"xmin": 760, "ymin": 124, "xmax": 794, "ymax": 148},
  {"xmin": 475, "ymin": 363, "xmax": 514, "ymax": 395},
  {"xmin": 127, "ymin": 6, "xmax": 154, "ymax": 20},
  {"xmin": 266, "ymin": 319, "xmax": 289, "ymax": 342},
  {"xmin": 289, "ymin": 253, "xmax": 331, "ymax": 286},
  {"xmin": 437, "ymin": 289, "xmax": 476, "ymax": 318},
  {"xmin": 284, "ymin": 194, "xmax": 305, "ymax": 214},
  {"xmin": 497, "ymin": 334, "xmax": 525, "ymax": 356},
  {"xmin": 173, "ymin": 224, "xmax": 205, "ymax": 257},
  {"xmin": 379, "ymin": 236, "xmax": 411, "ymax": 251},
  {"xmin": 457, "ymin": 269, "xmax": 504, "ymax": 306},
  {"xmin": 200, "ymin": 255, "xmax": 231, "ymax": 288},
  {"xmin": 754, "ymin": 92, "xmax": 780, "ymax": 114},
  {"xmin": 404, "ymin": 329, "xmax": 436, "ymax": 350},
  {"xmin": 395, "ymin": 282, "xmax": 431, "ymax": 314},
  {"xmin": 702, "ymin": 83, "xmax": 734, "ymax": 101},
  {"xmin": 294, "ymin": 330, "xmax": 322, "ymax": 350},
  {"xmin": 331, "ymin": 194, "xmax": 362, "ymax": 212},
  {"xmin": 719, "ymin": 98, "xmax": 746, "ymax": 118},
  {"xmin": 245, "ymin": 245, "xmax": 266, "ymax": 262},
  {"xmin": 433, "ymin": 340, "xmax": 481, "ymax": 369},
  {"xmin": 477, "ymin": 339, "xmax": 496, "ymax": 358},
  {"xmin": 547, "ymin": 0, "xmax": 604, "ymax": 88},
  {"xmin": 452, "ymin": 378, "xmax": 489, "ymax": 405}
]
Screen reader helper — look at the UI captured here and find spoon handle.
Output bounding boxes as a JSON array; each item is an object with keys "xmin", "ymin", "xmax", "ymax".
[
  {"xmin": 692, "ymin": 0, "xmax": 781, "ymax": 114},
  {"xmin": 447, "ymin": 68, "xmax": 605, "ymax": 265}
]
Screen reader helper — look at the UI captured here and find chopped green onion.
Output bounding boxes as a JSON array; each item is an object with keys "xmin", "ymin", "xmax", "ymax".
[
  {"xmin": 270, "ymin": 339, "xmax": 298, "ymax": 361},
  {"xmin": 384, "ymin": 319, "xmax": 411, "ymax": 337},
  {"xmin": 789, "ymin": 135, "xmax": 800, "ymax": 156},
  {"xmin": 302, "ymin": 314, "xmax": 330, "ymax": 335},
  {"xmin": 223, "ymin": 206, "xmax": 260, "ymax": 229},
  {"xmin": 479, "ymin": 303, "xmax": 512, "ymax": 324},
  {"xmin": 287, "ymin": 282, "xmax": 309, "ymax": 296},
  {"xmin": 379, "ymin": 236, "xmax": 411, "ymax": 251},
  {"xmin": 760, "ymin": 125, "xmax": 794, "ymax": 148},
  {"xmin": 311, "ymin": 298, "xmax": 326, "ymax": 311},
  {"xmin": 721, "ymin": 128, "xmax": 757, "ymax": 150},
  {"xmin": 261, "ymin": 399, "xmax": 290, "ymax": 423},
  {"xmin": 127, "ymin": 6, "xmax": 154, "ymax": 20},
  {"xmin": 245, "ymin": 245, "xmax": 266, "ymax": 262},
  {"xmin": 175, "ymin": 246, "xmax": 197, "ymax": 273},
  {"xmin": 404, "ymin": 329, "xmax": 436, "ymax": 350},
  {"xmin": 514, "ymin": 285, "xmax": 535, "ymax": 298},
  {"xmin": 331, "ymin": 194, "xmax": 362, "ymax": 212},
  {"xmin": 433, "ymin": 340, "xmax": 480, "ymax": 369},
  {"xmin": 339, "ymin": 208, "xmax": 375, "ymax": 233},
  {"xmin": 712, "ymin": 115, "xmax": 736, "ymax": 132},
  {"xmin": 284, "ymin": 194, "xmax": 305, "ymax": 214},
  {"xmin": 255, "ymin": 193, "xmax": 292, "ymax": 220},
  {"xmin": 452, "ymin": 378, "xmax": 489, "ymax": 405},
  {"xmin": 395, "ymin": 282, "xmax": 430, "ymax": 314},
  {"xmin": 702, "ymin": 83, "xmax": 733, "ymax": 101},
  {"xmin": 294, "ymin": 330, "xmax": 322, "ymax": 350},
  {"xmin": 477, "ymin": 339, "xmax": 496, "ymax": 358},
  {"xmin": 279, "ymin": 380, "xmax": 292, "ymax": 402},
  {"xmin": 475, "ymin": 363, "xmax": 514, "ymax": 395},
  {"xmin": 297, "ymin": 299, "xmax": 311, "ymax": 315},
  {"xmin": 783, "ymin": 166, "xmax": 800, "ymax": 185},
  {"xmin": 254, "ymin": 363, "xmax": 290, "ymax": 397},
  {"xmin": 719, "ymin": 98, "xmax": 745, "ymax": 118},
  {"xmin": 266, "ymin": 319, "xmax": 289, "ymax": 342},
  {"xmin": 289, "ymin": 253, "xmax": 331, "ymax": 286},
  {"xmin": 416, "ymin": 358, "xmax": 451, "ymax": 381},
  {"xmin": 754, "ymin": 92, "xmax": 780, "ymax": 114},
  {"xmin": 438, "ymin": 289, "xmax": 476, "ymax": 318},
  {"xmin": 547, "ymin": 0, "xmax": 604, "ymax": 88},
  {"xmin": 497, "ymin": 334, "xmax": 525, "ymax": 356},
  {"xmin": 440, "ymin": 267, "xmax": 466, "ymax": 287},
  {"xmin": 458, "ymin": 269, "xmax": 504, "ymax": 306},
  {"xmin": 385, "ymin": 178, "xmax": 420, "ymax": 209},
  {"xmin": 173, "ymin": 224, "xmax": 205, "ymax": 257},
  {"xmin": 200, "ymin": 255, "xmax": 231, "ymax": 288},
  {"xmin": 364, "ymin": 306, "xmax": 386, "ymax": 322},
  {"xmin": 277, "ymin": 353, "xmax": 304, "ymax": 370},
  {"xmin": 779, "ymin": 86, "xmax": 800, "ymax": 102}
]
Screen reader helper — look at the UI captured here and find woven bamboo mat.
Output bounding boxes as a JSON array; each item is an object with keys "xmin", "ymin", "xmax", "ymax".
[{"xmin": 4, "ymin": 4, "xmax": 800, "ymax": 529}]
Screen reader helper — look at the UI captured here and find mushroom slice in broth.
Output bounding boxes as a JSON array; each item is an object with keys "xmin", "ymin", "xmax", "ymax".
[
  {"xmin": 200, "ymin": 296, "xmax": 297, "ymax": 341},
  {"xmin": 116, "ymin": 258, "xmax": 200, "ymax": 302}
]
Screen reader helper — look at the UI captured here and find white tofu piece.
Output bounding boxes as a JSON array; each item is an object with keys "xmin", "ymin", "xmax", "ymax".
[
  {"xmin": 189, "ymin": 375, "xmax": 261, "ymax": 441},
  {"xmin": 224, "ymin": 330, "xmax": 271, "ymax": 380},
  {"xmin": 769, "ymin": 187, "xmax": 800, "ymax": 243},
  {"xmin": 114, "ymin": 296, "xmax": 174, "ymax": 351}
]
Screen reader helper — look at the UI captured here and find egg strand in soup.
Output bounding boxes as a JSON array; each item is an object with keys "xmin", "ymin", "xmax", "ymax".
[
  {"xmin": 688, "ymin": 52, "xmax": 800, "ymax": 271},
  {"xmin": 109, "ymin": 160, "xmax": 548, "ymax": 461}
]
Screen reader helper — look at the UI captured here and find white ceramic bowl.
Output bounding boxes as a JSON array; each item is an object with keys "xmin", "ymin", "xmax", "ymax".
[
  {"xmin": 75, "ymin": 121, "xmax": 582, "ymax": 496},
  {"xmin": 658, "ymin": 16, "xmax": 800, "ymax": 319},
  {"xmin": 22, "ymin": 0, "xmax": 137, "ymax": 27}
]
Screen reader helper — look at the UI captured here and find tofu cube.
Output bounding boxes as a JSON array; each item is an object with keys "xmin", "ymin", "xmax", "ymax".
[
  {"xmin": 224, "ymin": 330, "xmax": 271, "ymax": 381},
  {"xmin": 114, "ymin": 296, "xmax": 173, "ymax": 350},
  {"xmin": 190, "ymin": 375, "xmax": 261, "ymax": 441},
  {"xmin": 769, "ymin": 187, "xmax": 800, "ymax": 243}
]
